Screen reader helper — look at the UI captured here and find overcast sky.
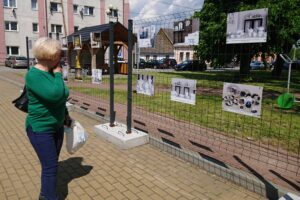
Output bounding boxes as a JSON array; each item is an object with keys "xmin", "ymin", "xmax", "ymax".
[{"xmin": 129, "ymin": 0, "xmax": 204, "ymax": 19}]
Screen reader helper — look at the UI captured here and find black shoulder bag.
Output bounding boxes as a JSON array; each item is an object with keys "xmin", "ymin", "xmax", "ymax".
[{"xmin": 12, "ymin": 86, "xmax": 28, "ymax": 113}]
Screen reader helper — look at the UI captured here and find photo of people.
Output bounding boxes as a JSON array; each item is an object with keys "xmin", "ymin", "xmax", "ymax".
[
  {"xmin": 136, "ymin": 74, "xmax": 154, "ymax": 96},
  {"xmin": 138, "ymin": 25, "xmax": 156, "ymax": 47},
  {"xmin": 92, "ymin": 69, "xmax": 102, "ymax": 84},
  {"xmin": 73, "ymin": 35, "xmax": 82, "ymax": 50},
  {"xmin": 171, "ymin": 78, "xmax": 196, "ymax": 105},
  {"xmin": 90, "ymin": 32, "xmax": 101, "ymax": 48},
  {"xmin": 61, "ymin": 37, "xmax": 68, "ymax": 50},
  {"xmin": 226, "ymin": 8, "xmax": 268, "ymax": 44},
  {"xmin": 222, "ymin": 83, "xmax": 263, "ymax": 117}
]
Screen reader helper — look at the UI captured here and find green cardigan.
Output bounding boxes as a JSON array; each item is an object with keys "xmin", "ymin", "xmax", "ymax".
[{"xmin": 25, "ymin": 67, "xmax": 69, "ymax": 132}]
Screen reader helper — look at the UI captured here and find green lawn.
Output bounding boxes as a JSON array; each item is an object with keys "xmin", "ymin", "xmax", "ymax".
[{"xmin": 70, "ymin": 70, "xmax": 300, "ymax": 153}]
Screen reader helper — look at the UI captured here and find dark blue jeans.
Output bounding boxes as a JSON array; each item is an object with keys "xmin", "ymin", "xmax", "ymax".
[{"xmin": 26, "ymin": 125, "xmax": 64, "ymax": 200}]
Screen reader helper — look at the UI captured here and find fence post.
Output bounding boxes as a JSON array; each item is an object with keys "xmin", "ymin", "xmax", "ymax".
[
  {"xmin": 109, "ymin": 22, "xmax": 115, "ymax": 126},
  {"xmin": 127, "ymin": 19, "xmax": 133, "ymax": 133},
  {"xmin": 26, "ymin": 36, "xmax": 30, "ymax": 71}
]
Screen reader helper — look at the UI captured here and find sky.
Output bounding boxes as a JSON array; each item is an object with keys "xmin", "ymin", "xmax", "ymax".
[{"xmin": 129, "ymin": 0, "xmax": 204, "ymax": 19}]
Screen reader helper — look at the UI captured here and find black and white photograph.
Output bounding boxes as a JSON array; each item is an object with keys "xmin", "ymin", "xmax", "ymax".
[
  {"xmin": 90, "ymin": 32, "xmax": 101, "ymax": 48},
  {"xmin": 222, "ymin": 83, "xmax": 263, "ymax": 117},
  {"xmin": 92, "ymin": 69, "xmax": 102, "ymax": 84},
  {"xmin": 226, "ymin": 8, "xmax": 268, "ymax": 44},
  {"xmin": 62, "ymin": 65, "xmax": 68, "ymax": 82},
  {"xmin": 61, "ymin": 37, "xmax": 68, "ymax": 50},
  {"xmin": 136, "ymin": 74, "xmax": 155, "ymax": 96},
  {"xmin": 171, "ymin": 78, "xmax": 196, "ymax": 105},
  {"xmin": 73, "ymin": 35, "xmax": 82, "ymax": 50},
  {"xmin": 138, "ymin": 25, "xmax": 156, "ymax": 47}
]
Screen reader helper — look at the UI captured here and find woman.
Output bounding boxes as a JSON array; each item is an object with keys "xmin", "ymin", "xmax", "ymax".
[{"xmin": 25, "ymin": 37, "xmax": 71, "ymax": 200}]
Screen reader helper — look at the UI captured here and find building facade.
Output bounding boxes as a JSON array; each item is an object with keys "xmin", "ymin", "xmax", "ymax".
[
  {"xmin": 0, "ymin": 0, "xmax": 129, "ymax": 64},
  {"xmin": 173, "ymin": 18, "xmax": 199, "ymax": 63}
]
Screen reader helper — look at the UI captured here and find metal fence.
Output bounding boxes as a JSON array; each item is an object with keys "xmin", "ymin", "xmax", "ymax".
[{"xmin": 62, "ymin": 11, "xmax": 300, "ymax": 193}]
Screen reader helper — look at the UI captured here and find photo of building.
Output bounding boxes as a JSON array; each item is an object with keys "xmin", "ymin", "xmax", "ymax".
[{"xmin": 226, "ymin": 8, "xmax": 268, "ymax": 44}]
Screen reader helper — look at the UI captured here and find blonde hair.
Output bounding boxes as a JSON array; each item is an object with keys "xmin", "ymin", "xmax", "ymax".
[{"xmin": 32, "ymin": 37, "xmax": 61, "ymax": 61}]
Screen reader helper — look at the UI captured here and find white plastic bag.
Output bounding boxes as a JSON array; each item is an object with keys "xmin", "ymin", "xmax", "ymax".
[{"xmin": 65, "ymin": 121, "xmax": 88, "ymax": 154}]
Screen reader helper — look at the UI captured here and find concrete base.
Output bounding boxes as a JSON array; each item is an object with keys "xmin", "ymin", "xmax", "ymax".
[{"xmin": 94, "ymin": 122, "xmax": 149, "ymax": 149}]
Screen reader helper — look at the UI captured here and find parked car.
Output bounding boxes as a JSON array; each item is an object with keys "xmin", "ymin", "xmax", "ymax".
[
  {"xmin": 158, "ymin": 58, "xmax": 177, "ymax": 69},
  {"xmin": 134, "ymin": 58, "xmax": 146, "ymax": 69},
  {"xmin": 145, "ymin": 59, "xmax": 160, "ymax": 69},
  {"xmin": 175, "ymin": 60, "xmax": 206, "ymax": 71},
  {"xmin": 5, "ymin": 56, "xmax": 28, "ymax": 68},
  {"xmin": 250, "ymin": 61, "xmax": 264, "ymax": 70}
]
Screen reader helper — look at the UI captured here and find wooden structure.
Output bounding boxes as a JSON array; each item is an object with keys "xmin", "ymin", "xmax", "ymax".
[{"xmin": 66, "ymin": 22, "xmax": 136, "ymax": 78}]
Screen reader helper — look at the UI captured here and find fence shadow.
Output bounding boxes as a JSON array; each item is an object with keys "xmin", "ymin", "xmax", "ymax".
[
  {"xmin": 57, "ymin": 157, "xmax": 93, "ymax": 199},
  {"xmin": 269, "ymin": 170, "xmax": 300, "ymax": 191},
  {"xmin": 233, "ymin": 155, "xmax": 279, "ymax": 200}
]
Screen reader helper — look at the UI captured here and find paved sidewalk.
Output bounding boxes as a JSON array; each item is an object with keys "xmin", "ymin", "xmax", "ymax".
[{"xmin": 0, "ymin": 76, "xmax": 266, "ymax": 199}]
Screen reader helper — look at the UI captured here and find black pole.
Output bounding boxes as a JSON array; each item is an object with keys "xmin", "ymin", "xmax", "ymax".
[
  {"xmin": 109, "ymin": 22, "xmax": 115, "ymax": 126},
  {"xmin": 127, "ymin": 20, "xmax": 133, "ymax": 133},
  {"xmin": 26, "ymin": 37, "xmax": 30, "ymax": 71}
]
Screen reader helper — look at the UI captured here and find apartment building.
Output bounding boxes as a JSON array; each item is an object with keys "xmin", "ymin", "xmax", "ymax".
[{"xmin": 0, "ymin": 0, "xmax": 129, "ymax": 64}]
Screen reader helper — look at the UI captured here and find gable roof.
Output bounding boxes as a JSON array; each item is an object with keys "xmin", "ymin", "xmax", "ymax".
[{"xmin": 67, "ymin": 22, "xmax": 136, "ymax": 46}]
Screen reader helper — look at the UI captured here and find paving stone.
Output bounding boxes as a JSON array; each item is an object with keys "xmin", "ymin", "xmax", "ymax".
[{"xmin": 0, "ymin": 75, "xmax": 268, "ymax": 200}]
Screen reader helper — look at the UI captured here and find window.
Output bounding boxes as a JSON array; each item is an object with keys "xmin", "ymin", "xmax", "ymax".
[
  {"xmin": 51, "ymin": 24, "xmax": 62, "ymax": 33},
  {"xmin": 186, "ymin": 52, "xmax": 190, "ymax": 60},
  {"xmin": 153, "ymin": 55, "xmax": 157, "ymax": 60},
  {"xmin": 73, "ymin": 4, "xmax": 78, "ymax": 14},
  {"xmin": 179, "ymin": 52, "xmax": 184, "ymax": 62},
  {"xmin": 74, "ymin": 26, "xmax": 79, "ymax": 32},
  {"xmin": 6, "ymin": 46, "xmax": 19, "ymax": 55},
  {"xmin": 5, "ymin": 21, "xmax": 18, "ymax": 31},
  {"xmin": 50, "ymin": 2, "xmax": 62, "ymax": 12},
  {"xmin": 4, "ymin": 0, "xmax": 16, "ymax": 8},
  {"xmin": 31, "ymin": 0, "xmax": 37, "ymax": 10},
  {"xmin": 83, "ymin": 6, "xmax": 94, "ymax": 15},
  {"xmin": 32, "ymin": 23, "xmax": 38, "ymax": 32}
]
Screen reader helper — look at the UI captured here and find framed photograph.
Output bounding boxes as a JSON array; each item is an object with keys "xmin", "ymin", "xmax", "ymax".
[
  {"xmin": 73, "ymin": 35, "xmax": 82, "ymax": 50},
  {"xmin": 62, "ymin": 65, "xmax": 68, "ymax": 82},
  {"xmin": 226, "ymin": 8, "xmax": 268, "ymax": 44},
  {"xmin": 138, "ymin": 25, "xmax": 156, "ymax": 48},
  {"xmin": 171, "ymin": 78, "xmax": 196, "ymax": 105},
  {"xmin": 136, "ymin": 74, "xmax": 154, "ymax": 96},
  {"xmin": 92, "ymin": 69, "xmax": 102, "ymax": 84},
  {"xmin": 90, "ymin": 32, "xmax": 101, "ymax": 48},
  {"xmin": 61, "ymin": 37, "xmax": 68, "ymax": 50},
  {"xmin": 222, "ymin": 83, "xmax": 263, "ymax": 117}
]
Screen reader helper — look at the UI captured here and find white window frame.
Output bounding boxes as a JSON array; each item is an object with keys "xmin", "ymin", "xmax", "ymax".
[
  {"xmin": 83, "ymin": 6, "xmax": 94, "ymax": 16},
  {"xmin": 4, "ymin": 0, "xmax": 16, "ymax": 8},
  {"xmin": 7, "ymin": 46, "xmax": 19, "ymax": 55},
  {"xmin": 73, "ymin": 4, "xmax": 78, "ymax": 14},
  {"xmin": 51, "ymin": 24, "xmax": 62, "ymax": 34},
  {"xmin": 32, "ymin": 23, "xmax": 38, "ymax": 33},
  {"xmin": 5, "ymin": 21, "xmax": 18, "ymax": 31},
  {"xmin": 50, "ymin": 2, "xmax": 62, "ymax": 12},
  {"xmin": 31, "ymin": 0, "xmax": 38, "ymax": 10}
]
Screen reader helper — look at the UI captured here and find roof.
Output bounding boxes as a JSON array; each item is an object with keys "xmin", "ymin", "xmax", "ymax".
[{"xmin": 67, "ymin": 22, "xmax": 136, "ymax": 46}]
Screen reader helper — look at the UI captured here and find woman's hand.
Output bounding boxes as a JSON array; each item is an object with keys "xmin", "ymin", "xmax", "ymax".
[
  {"xmin": 64, "ymin": 115, "xmax": 73, "ymax": 127},
  {"xmin": 53, "ymin": 66, "xmax": 62, "ymax": 73}
]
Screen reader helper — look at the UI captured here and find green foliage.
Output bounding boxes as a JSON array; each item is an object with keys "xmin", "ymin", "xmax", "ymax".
[{"xmin": 194, "ymin": 0, "xmax": 300, "ymax": 70}]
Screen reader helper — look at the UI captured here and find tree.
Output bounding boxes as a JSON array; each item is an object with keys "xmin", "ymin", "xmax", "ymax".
[{"xmin": 194, "ymin": 0, "xmax": 300, "ymax": 77}]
